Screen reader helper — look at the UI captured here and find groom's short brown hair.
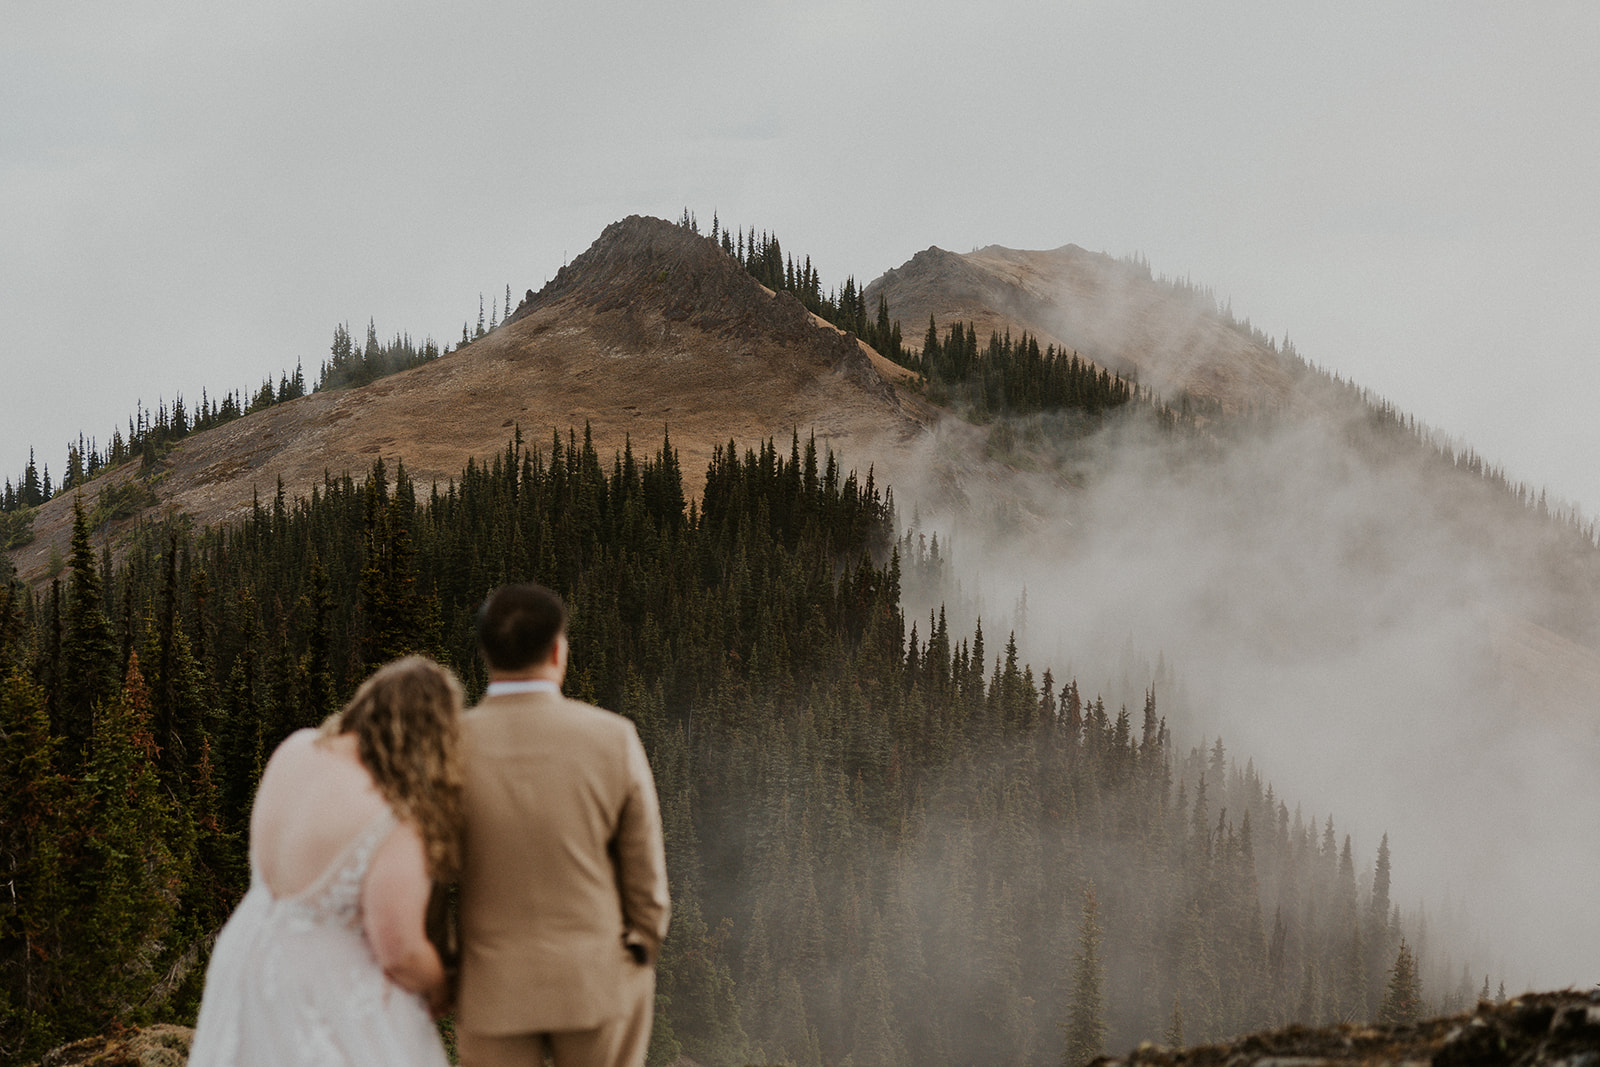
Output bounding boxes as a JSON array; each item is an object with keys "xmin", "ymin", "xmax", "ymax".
[{"xmin": 477, "ymin": 583, "xmax": 567, "ymax": 671}]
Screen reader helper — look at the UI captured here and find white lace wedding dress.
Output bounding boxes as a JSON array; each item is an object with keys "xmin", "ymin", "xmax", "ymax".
[{"xmin": 187, "ymin": 808, "xmax": 449, "ymax": 1067}]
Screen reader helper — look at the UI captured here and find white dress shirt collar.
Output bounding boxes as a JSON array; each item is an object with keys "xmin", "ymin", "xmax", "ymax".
[{"xmin": 485, "ymin": 680, "xmax": 562, "ymax": 697}]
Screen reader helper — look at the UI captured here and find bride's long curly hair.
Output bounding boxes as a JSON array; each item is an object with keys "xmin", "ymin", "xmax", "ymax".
[{"xmin": 321, "ymin": 655, "xmax": 465, "ymax": 880}]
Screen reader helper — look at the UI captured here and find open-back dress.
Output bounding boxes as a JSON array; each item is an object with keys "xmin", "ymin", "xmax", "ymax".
[{"xmin": 187, "ymin": 807, "xmax": 449, "ymax": 1066}]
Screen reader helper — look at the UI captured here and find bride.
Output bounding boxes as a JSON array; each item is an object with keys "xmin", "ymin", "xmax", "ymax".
[{"xmin": 188, "ymin": 655, "xmax": 464, "ymax": 1066}]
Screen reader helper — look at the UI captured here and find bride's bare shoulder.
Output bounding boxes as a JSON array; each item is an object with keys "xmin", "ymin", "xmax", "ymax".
[
  {"xmin": 268, "ymin": 726, "xmax": 322, "ymax": 757},
  {"xmin": 265, "ymin": 727, "xmax": 357, "ymax": 769},
  {"xmin": 256, "ymin": 729, "xmax": 374, "ymax": 813}
]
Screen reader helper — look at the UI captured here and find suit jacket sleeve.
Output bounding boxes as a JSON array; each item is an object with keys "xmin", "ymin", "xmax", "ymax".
[{"xmin": 615, "ymin": 723, "xmax": 671, "ymax": 959}]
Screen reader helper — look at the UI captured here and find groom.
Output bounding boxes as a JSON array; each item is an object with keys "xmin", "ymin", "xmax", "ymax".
[{"xmin": 456, "ymin": 583, "xmax": 671, "ymax": 1067}]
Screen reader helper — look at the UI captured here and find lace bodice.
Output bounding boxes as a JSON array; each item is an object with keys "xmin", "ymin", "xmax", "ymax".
[{"xmin": 260, "ymin": 808, "xmax": 396, "ymax": 932}]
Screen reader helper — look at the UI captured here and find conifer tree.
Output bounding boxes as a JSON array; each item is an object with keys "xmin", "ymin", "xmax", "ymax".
[
  {"xmin": 216, "ymin": 592, "xmax": 265, "ymax": 841},
  {"xmin": 148, "ymin": 535, "xmax": 208, "ymax": 800},
  {"xmin": 1174, "ymin": 897, "xmax": 1220, "ymax": 1039},
  {"xmin": 22, "ymin": 450, "xmax": 43, "ymax": 509},
  {"xmin": 358, "ymin": 460, "xmax": 435, "ymax": 665},
  {"xmin": 848, "ymin": 926, "xmax": 907, "ymax": 1067},
  {"xmin": 0, "ymin": 668, "xmax": 74, "ymax": 1051},
  {"xmin": 298, "ymin": 555, "xmax": 336, "ymax": 727},
  {"xmin": 1163, "ymin": 995, "xmax": 1184, "ymax": 1047},
  {"xmin": 1377, "ymin": 939, "xmax": 1422, "ymax": 1026},
  {"xmin": 185, "ymin": 733, "xmax": 237, "ymax": 933},
  {"xmin": 1364, "ymin": 833, "xmax": 1395, "ymax": 1015},
  {"xmin": 1063, "ymin": 885, "xmax": 1107, "ymax": 1067},
  {"xmin": 68, "ymin": 653, "xmax": 186, "ymax": 1034},
  {"xmin": 58, "ymin": 498, "xmax": 119, "ymax": 759},
  {"xmin": 1335, "ymin": 924, "xmax": 1367, "ymax": 1022}
]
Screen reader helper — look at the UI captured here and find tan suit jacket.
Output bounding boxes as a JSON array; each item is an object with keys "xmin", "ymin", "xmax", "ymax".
[{"xmin": 457, "ymin": 690, "xmax": 670, "ymax": 1036}]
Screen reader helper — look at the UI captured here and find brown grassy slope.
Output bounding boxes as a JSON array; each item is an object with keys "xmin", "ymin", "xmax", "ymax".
[
  {"xmin": 864, "ymin": 243, "xmax": 1298, "ymax": 413},
  {"xmin": 6, "ymin": 216, "xmax": 929, "ymax": 586}
]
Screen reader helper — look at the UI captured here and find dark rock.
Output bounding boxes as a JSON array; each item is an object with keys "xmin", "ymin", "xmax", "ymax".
[{"xmin": 1093, "ymin": 991, "xmax": 1600, "ymax": 1067}]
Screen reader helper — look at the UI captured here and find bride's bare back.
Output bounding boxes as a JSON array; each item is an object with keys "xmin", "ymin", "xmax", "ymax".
[
  {"xmin": 243, "ymin": 727, "xmax": 445, "ymax": 1014},
  {"xmin": 250, "ymin": 729, "xmax": 388, "ymax": 899}
]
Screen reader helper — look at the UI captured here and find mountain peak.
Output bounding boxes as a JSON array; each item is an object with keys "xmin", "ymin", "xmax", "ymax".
[
  {"xmin": 866, "ymin": 241, "xmax": 1297, "ymax": 412},
  {"xmin": 517, "ymin": 215, "xmax": 729, "ymax": 321},
  {"xmin": 514, "ymin": 215, "xmax": 856, "ymax": 353}
]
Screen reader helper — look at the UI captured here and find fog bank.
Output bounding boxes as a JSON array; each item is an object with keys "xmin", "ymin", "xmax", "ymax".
[{"xmin": 877, "ymin": 408, "xmax": 1600, "ymax": 992}]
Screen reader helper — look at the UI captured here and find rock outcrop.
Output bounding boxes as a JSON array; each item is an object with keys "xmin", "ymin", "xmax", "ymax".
[
  {"xmin": 32, "ymin": 1024, "xmax": 192, "ymax": 1067},
  {"xmin": 1096, "ymin": 991, "xmax": 1600, "ymax": 1067}
]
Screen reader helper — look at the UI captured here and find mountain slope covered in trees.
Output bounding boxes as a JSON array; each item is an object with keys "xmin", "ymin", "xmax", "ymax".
[
  {"xmin": 0, "ymin": 425, "xmax": 1455, "ymax": 1064},
  {"xmin": 4, "ymin": 212, "xmax": 1598, "ymax": 1063}
]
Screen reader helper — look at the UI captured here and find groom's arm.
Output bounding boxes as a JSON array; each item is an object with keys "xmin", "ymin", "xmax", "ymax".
[{"xmin": 613, "ymin": 723, "xmax": 671, "ymax": 962}]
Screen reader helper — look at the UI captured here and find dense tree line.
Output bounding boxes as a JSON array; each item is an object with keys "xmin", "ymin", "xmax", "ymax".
[
  {"xmin": 0, "ymin": 427, "xmax": 1483, "ymax": 1064},
  {"xmin": 1, "ymin": 312, "xmax": 460, "ymax": 521},
  {"xmin": 908, "ymin": 319, "xmax": 1143, "ymax": 426},
  {"xmin": 1, "ymin": 377, "xmax": 309, "ymax": 520},
  {"xmin": 681, "ymin": 212, "xmax": 905, "ymax": 365},
  {"xmin": 318, "ymin": 320, "xmax": 444, "ymax": 391},
  {"xmin": 0, "ymin": 286, "xmax": 540, "ymax": 519}
]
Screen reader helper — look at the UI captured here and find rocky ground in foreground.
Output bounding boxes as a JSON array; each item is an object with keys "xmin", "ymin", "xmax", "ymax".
[
  {"xmin": 32, "ymin": 1023, "xmax": 191, "ymax": 1066},
  {"xmin": 1098, "ymin": 991, "xmax": 1600, "ymax": 1067},
  {"xmin": 32, "ymin": 991, "xmax": 1600, "ymax": 1067}
]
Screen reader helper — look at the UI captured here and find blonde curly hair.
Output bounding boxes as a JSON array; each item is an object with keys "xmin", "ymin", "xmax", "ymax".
[{"xmin": 322, "ymin": 655, "xmax": 465, "ymax": 880}]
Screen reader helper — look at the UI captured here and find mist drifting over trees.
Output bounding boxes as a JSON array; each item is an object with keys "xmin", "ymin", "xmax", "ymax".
[
  {"xmin": 3, "ymin": 420, "xmax": 1536, "ymax": 1065},
  {"xmin": 6, "ymin": 215, "xmax": 1599, "ymax": 1064}
]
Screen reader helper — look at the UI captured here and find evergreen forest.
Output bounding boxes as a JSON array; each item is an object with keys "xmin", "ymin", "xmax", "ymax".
[{"xmin": 0, "ymin": 424, "xmax": 1477, "ymax": 1065}]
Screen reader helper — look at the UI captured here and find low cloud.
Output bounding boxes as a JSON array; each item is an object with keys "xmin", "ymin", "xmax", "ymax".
[{"xmin": 875, "ymin": 405, "xmax": 1600, "ymax": 992}]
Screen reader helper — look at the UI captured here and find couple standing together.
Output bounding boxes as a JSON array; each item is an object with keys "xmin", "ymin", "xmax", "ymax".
[{"xmin": 188, "ymin": 583, "xmax": 671, "ymax": 1067}]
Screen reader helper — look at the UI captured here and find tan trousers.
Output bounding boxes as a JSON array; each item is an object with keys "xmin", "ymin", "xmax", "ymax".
[{"xmin": 458, "ymin": 966, "xmax": 655, "ymax": 1067}]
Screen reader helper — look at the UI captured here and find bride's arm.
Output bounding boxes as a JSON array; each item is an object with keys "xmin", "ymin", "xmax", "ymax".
[{"xmin": 362, "ymin": 821, "xmax": 449, "ymax": 1016}]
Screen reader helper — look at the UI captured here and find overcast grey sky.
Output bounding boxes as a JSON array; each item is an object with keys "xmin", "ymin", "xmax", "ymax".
[{"xmin": 4, "ymin": 1, "xmax": 1597, "ymax": 518}]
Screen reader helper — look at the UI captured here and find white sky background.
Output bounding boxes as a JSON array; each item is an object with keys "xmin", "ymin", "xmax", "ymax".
[{"xmin": 4, "ymin": 3, "xmax": 1598, "ymax": 514}]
